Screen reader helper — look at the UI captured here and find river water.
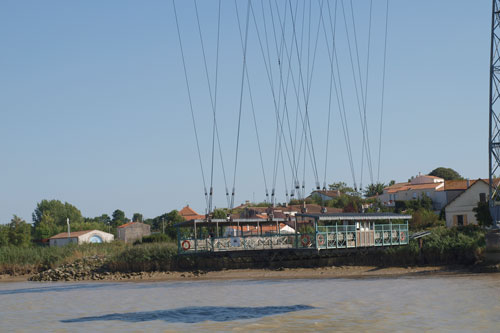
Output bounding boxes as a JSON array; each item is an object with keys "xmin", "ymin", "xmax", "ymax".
[{"xmin": 1, "ymin": 274, "xmax": 499, "ymax": 332}]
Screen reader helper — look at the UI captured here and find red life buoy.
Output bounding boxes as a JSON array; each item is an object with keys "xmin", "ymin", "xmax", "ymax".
[
  {"xmin": 181, "ymin": 240, "xmax": 191, "ymax": 251},
  {"xmin": 317, "ymin": 234, "xmax": 325, "ymax": 246},
  {"xmin": 301, "ymin": 234, "xmax": 311, "ymax": 247},
  {"xmin": 400, "ymin": 232, "xmax": 406, "ymax": 242}
]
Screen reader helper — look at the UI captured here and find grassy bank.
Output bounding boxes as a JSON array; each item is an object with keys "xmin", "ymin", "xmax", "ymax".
[
  {"xmin": 0, "ymin": 242, "xmax": 127, "ymax": 275},
  {"xmin": 0, "ymin": 226, "xmax": 487, "ymax": 277}
]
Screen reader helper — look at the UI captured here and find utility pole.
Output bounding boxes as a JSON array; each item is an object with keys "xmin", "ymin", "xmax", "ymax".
[
  {"xmin": 162, "ymin": 217, "xmax": 165, "ymax": 235},
  {"xmin": 489, "ymin": 0, "xmax": 500, "ymax": 227},
  {"xmin": 66, "ymin": 218, "xmax": 70, "ymax": 242}
]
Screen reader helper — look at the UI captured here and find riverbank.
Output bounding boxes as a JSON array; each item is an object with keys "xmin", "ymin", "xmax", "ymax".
[{"xmin": 3, "ymin": 263, "xmax": 499, "ymax": 283}]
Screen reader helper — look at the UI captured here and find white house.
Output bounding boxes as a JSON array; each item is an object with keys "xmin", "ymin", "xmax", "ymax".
[
  {"xmin": 49, "ymin": 230, "xmax": 114, "ymax": 247},
  {"xmin": 309, "ymin": 190, "xmax": 341, "ymax": 201},
  {"xmin": 378, "ymin": 173, "xmax": 445, "ymax": 210},
  {"xmin": 444, "ymin": 179, "xmax": 489, "ymax": 227}
]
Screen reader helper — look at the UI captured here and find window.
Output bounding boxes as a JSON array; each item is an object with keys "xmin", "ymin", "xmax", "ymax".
[
  {"xmin": 480, "ymin": 193, "xmax": 486, "ymax": 203},
  {"xmin": 412, "ymin": 192, "xmax": 417, "ymax": 199},
  {"xmin": 457, "ymin": 215, "xmax": 464, "ymax": 227}
]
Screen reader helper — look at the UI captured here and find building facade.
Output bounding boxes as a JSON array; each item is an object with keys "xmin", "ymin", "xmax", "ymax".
[
  {"xmin": 117, "ymin": 222, "xmax": 151, "ymax": 243},
  {"xmin": 49, "ymin": 230, "xmax": 114, "ymax": 247},
  {"xmin": 378, "ymin": 174, "xmax": 445, "ymax": 210},
  {"xmin": 444, "ymin": 180, "xmax": 489, "ymax": 227}
]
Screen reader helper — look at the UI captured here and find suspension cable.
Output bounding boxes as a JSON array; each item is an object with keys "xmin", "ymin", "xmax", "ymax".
[
  {"xmin": 377, "ymin": 0, "xmax": 390, "ymax": 183},
  {"xmin": 193, "ymin": 0, "xmax": 224, "ymax": 213},
  {"xmin": 172, "ymin": 0, "xmax": 209, "ymax": 212},
  {"xmin": 234, "ymin": 0, "xmax": 270, "ymax": 204},
  {"xmin": 230, "ymin": 0, "xmax": 251, "ymax": 210},
  {"xmin": 324, "ymin": 0, "xmax": 357, "ymax": 190}
]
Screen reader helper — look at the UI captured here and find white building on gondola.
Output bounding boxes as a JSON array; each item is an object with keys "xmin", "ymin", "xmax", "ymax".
[{"xmin": 49, "ymin": 230, "xmax": 114, "ymax": 247}]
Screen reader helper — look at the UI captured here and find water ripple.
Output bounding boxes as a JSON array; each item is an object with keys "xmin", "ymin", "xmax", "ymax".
[
  {"xmin": 60, "ymin": 305, "xmax": 315, "ymax": 323},
  {"xmin": 0, "ymin": 283, "xmax": 122, "ymax": 295}
]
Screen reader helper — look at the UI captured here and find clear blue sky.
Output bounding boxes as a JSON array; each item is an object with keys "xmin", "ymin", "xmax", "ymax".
[{"xmin": 0, "ymin": 0, "xmax": 492, "ymax": 224}]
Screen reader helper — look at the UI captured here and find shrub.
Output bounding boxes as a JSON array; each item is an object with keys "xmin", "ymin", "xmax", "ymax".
[{"xmin": 140, "ymin": 233, "xmax": 170, "ymax": 244}]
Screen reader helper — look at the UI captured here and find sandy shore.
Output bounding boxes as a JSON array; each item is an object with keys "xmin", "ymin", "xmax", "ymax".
[{"xmin": 0, "ymin": 265, "xmax": 482, "ymax": 283}]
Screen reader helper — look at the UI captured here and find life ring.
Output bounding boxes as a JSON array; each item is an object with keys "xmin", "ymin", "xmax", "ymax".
[
  {"xmin": 181, "ymin": 240, "xmax": 191, "ymax": 251},
  {"xmin": 400, "ymin": 232, "xmax": 406, "ymax": 242},
  {"xmin": 317, "ymin": 234, "xmax": 325, "ymax": 246},
  {"xmin": 301, "ymin": 234, "xmax": 311, "ymax": 247}
]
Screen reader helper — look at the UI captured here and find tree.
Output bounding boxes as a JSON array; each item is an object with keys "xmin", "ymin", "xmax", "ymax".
[
  {"xmin": 473, "ymin": 201, "xmax": 493, "ymax": 227},
  {"xmin": 363, "ymin": 183, "xmax": 385, "ymax": 197},
  {"xmin": 395, "ymin": 194, "xmax": 433, "ymax": 212},
  {"xmin": 32, "ymin": 200, "xmax": 83, "ymax": 228},
  {"xmin": 8, "ymin": 215, "xmax": 31, "ymax": 247},
  {"xmin": 0, "ymin": 225, "xmax": 9, "ymax": 247},
  {"xmin": 212, "ymin": 209, "xmax": 227, "ymax": 219},
  {"xmin": 144, "ymin": 210, "xmax": 185, "ymax": 238},
  {"xmin": 33, "ymin": 212, "xmax": 60, "ymax": 240},
  {"xmin": 132, "ymin": 213, "xmax": 143, "ymax": 222},
  {"xmin": 429, "ymin": 167, "xmax": 463, "ymax": 180},
  {"xmin": 328, "ymin": 181, "xmax": 355, "ymax": 194},
  {"xmin": 111, "ymin": 209, "xmax": 129, "ymax": 227}
]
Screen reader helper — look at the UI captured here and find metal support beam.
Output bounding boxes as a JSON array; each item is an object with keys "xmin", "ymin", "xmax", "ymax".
[{"xmin": 489, "ymin": 0, "xmax": 500, "ymax": 227}]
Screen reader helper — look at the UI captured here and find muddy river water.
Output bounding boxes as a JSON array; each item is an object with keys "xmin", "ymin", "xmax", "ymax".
[{"xmin": 1, "ymin": 274, "xmax": 499, "ymax": 331}]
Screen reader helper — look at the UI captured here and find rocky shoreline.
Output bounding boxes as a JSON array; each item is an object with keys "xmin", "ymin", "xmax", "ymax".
[{"xmin": 0, "ymin": 255, "xmax": 494, "ymax": 283}]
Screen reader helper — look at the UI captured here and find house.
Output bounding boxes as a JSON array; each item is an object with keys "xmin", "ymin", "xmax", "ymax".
[
  {"xmin": 49, "ymin": 230, "xmax": 114, "ymax": 247},
  {"xmin": 117, "ymin": 222, "xmax": 151, "ymax": 243},
  {"xmin": 308, "ymin": 190, "xmax": 341, "ymax": 201},
  {"xmin": 179, "ymin": 205, "xmax": 205, "ymax": 221},
  {"xmin": 378, "ymin": 173, "xmax": 445, "ymax": 210},
  {"xmin": 444, "ymin": 179, "xmax": 489, "ymax": 227}
]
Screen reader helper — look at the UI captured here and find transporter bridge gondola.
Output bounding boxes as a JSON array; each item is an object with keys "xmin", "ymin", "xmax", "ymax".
[{"xmin": 175, "ymin": 213, "xmax": 411, "ymax": 254}]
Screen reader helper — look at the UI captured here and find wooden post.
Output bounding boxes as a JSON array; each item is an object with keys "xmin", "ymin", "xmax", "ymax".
[{"xmin": 194, "ymin": 221, "xmax": 197, "ymax": 252}]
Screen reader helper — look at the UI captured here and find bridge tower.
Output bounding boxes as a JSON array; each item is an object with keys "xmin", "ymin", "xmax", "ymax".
[{"xmin": 489, "ymin": 0, "xmax": 500, "ymax": 226}]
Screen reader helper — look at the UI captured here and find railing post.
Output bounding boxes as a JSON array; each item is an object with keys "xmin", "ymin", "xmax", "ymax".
[
  {"xmin": 177, "ymin": 226, "xmax": 181, "ymax": 253},
  {"xmin": 335, "ymin": 223, "xmax": 338, "ymax": 248},
  {"xmin": 398, "ymin": 224, "xmax": 401, "ymax": 244},
  {"xmin": 390, "ymin": 223, "xmax": 393, "ymax": 246}
]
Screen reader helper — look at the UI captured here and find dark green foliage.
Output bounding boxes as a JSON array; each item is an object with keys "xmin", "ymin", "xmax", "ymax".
[
  {"xmin": 140, "ymin": 233, "xmax": 170, "ymax": 243},
  {"xmin": 327, "ymin": 194, "xmax": 362, "ymax": 213},
  {"xmin": 395, "ymin": 194, "xmax": 433, "ymax": 212},
  {"xmin": 84, "ymin": 214, "xmax": 111, "ymax": 225},
  {"xmin": 33, "ymin": 212, "xmax": 60, "ymax": 240},
  {"xmin": 132, "ymin": 213, "xmax": 143, "ymax": 222},
  {"xmin": 410, "ymin": 209, "xmax": 444, "ymax": 231},
  {"xmin": 143, "ymin": 210, "xmax": 185, "ymax": 239},
  {"xmin": 418, "ymin": 226, "xmax": 485, "ymax": 264},
  {"xmin": 0, "ymin": 225, "xmax": 9, "ymax": 247},
  {"xmin": 8, "ymin": 216, "xmax": 31, "ymax": 248},
  {"xmin": 363, "ymin": 183, "xmax": 385, "ymax": 197},
  {"xmin": 107, "ymin": 243, "xmax": 178, "ymax": 272},
  {"xmin": 473, "ymin": 201, "xmax": 493, "ymax": 227},
  {"xmin": 111, "ymin": 209, "xmax": 129, "ymax": 227},
  {"xmin": 429, "ymin": 167, "xmax": 463, "ymax": 180},
  {"xmin": 212, "ymin": 208, "xmax": 227, "ymax": 219},
  {"xmin": 32, "ymin": 200, "xmax": 83, "ymax": 228},
  {"xmin": 328, "ymin": 181, "xmax": 354, "ymax": 194}
]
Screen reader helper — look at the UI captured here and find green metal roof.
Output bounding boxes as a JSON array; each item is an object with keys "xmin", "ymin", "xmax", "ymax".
[{"xmin": 295, "ymin": 212, "xmax": 412, "ymax": 221}]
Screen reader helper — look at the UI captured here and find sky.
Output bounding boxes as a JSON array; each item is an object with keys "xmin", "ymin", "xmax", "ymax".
[{"xmin": 0, "ymin": 0, "xmax": 493, "ymax": 224}]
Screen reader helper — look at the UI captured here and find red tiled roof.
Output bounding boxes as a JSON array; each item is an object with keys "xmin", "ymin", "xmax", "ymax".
[
  {"xmin": 50, "ymin": 230, "xmax": 95, "ymax": 239},
  {"xmin": 179, "ymin": 205, "xmax": 205, "ymax": 220},
  {"xmin": 444, "ymin": 180, "xmax": 476, "ymax": 191},
  {"xmin": 386, "ymin": 182, "xmax": 444, "ymax": 194},
  {"xmin": 117, "ymin": 222, "xmax": 147, "ymax": 229}
]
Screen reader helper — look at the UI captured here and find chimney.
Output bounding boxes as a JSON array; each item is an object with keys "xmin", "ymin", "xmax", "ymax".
[
  {"xmin": 466, "ymin": 178, "xmax": 470, "ymax": 188},
  {"xmin": 418, "ymin": 172, "xmax": 422, "ymax": 177}
]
